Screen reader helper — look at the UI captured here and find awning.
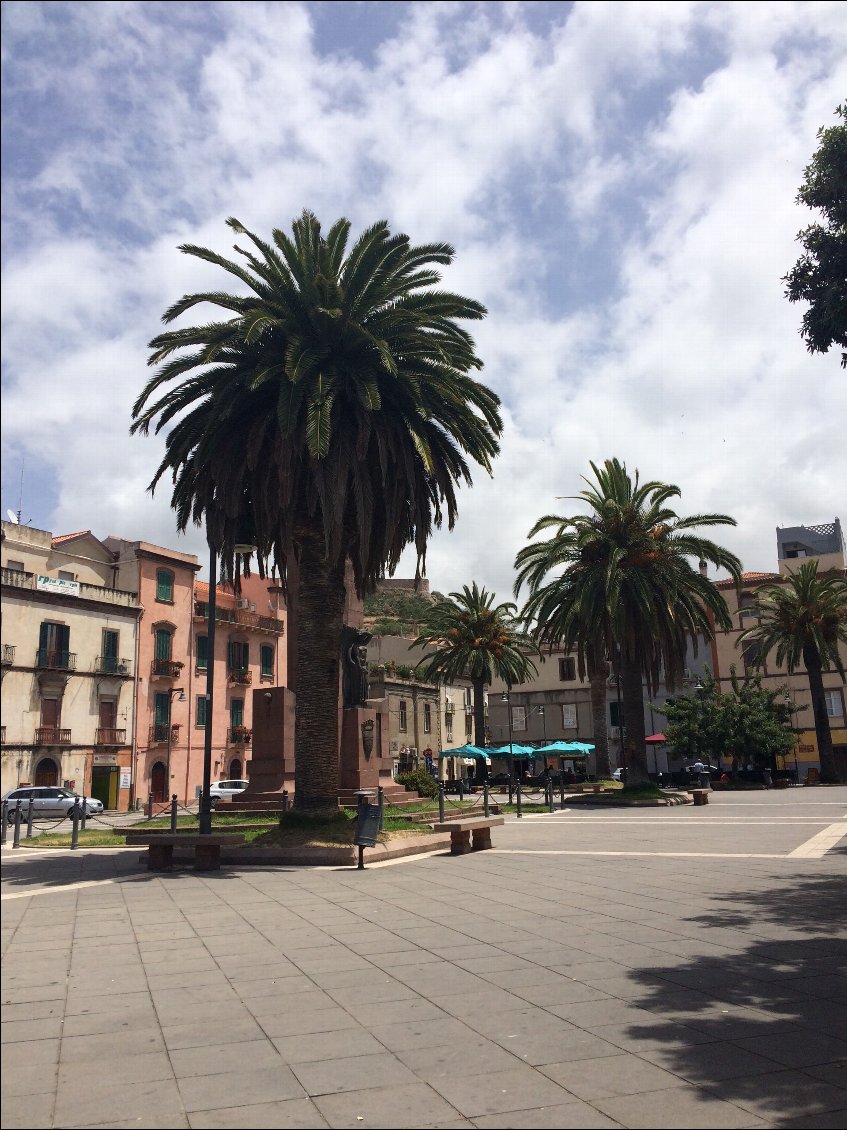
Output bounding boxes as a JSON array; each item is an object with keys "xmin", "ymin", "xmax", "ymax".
[{"xmin": 645, "ymin": 733, "xmax": 667, "ymax": 743}]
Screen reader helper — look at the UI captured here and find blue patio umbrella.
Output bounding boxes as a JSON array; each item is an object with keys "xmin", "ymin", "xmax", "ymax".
[
  {"xmin": 438, "ymin": 743, "xmax": 491, "ymax": 761},
  {"xmin": 486, "ymin": 743, "xmax": 536, "ymax": 758},
  {"xmin": 535, "ymin": 741, "xmax": 593, "ymax": 755}
]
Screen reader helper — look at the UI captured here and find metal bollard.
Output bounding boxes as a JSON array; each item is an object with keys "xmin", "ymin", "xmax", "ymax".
[
  {"xmin": 70, "ymin": 800, "xmax": 81, "ymax": 849},
  {"xmin": 483, "ymin": 781, "xmax": 490, "ymax": 818},
  {"xmin": 1, "ymin": 800, "xmax": 8, "ymax": 845},
  {"xmin": 282, "ymin": 789, "xmax": 290, "ymax": 813},
  {"xmin": 12, "ymin": 802, "xmax": 23, "ymax": 849},
  {"xmin": 147, "ymin": 792, "xmax": 154, "ymax": 820},
  {"xmin": 508, "ymin": 777, "xmax": 514, "ymax": 804},
  {"xmin": 516, "ymin": 780, "xmax": 523, "ymax": 819},
  {"xmin": 377, "ymin": 786, "xmax": 384, "ymax": 832},
  {"xmin": 438, "ymin": 782, "xmax": 445, "ymax": 823},
  {"xmin": 27, "ymin": 800, "xmax": 35, "ymax": 838},
  {"xmin": 170, "ymin": 794, "xmax": 178, "ymax": 832},
  {"xmin": 547, "ymin": 774, "xmax": 554, "ymax": 813},
  {"xmin": 80, "ymin": 796, "xmax": 87, "ymax": 830},
  {"xmin": 559, "ymin": 776, "xmax": 565, "ymax": 808}
]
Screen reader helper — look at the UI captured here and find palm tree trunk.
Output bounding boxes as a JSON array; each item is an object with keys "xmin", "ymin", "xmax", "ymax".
[
  {"xmin": 293, "ymin": 529, "xmax": 347, "ymax": 811},
  {"xmin": 803, "ymin": 641, "xmax": 841, "ymax": 783},
  {"xmin": 472, "ymin": 676, "xmax": 487, "ymax": 783},
  {"xmin": 589, "ymin": 671, "xmax": 611, "ymax": 778},
  {"xmin": 621, "ymin": 656, "xmax": 649, "ymax": 784}
]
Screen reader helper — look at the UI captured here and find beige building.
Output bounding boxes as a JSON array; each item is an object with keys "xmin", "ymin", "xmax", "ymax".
[
  {"xmin": 1, "ymin": 522, "xmax": 141, "ymax": 805},
  {"xmin": 711, "ymin": 519, "xmax": 847, "ymax": 779}
]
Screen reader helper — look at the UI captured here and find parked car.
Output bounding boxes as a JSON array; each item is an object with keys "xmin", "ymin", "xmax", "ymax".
[
  {"xmin": 1, "ymin": 787, "xmax": 104, "ymax": 818},
  {"xmin": 611, "ymin": 768, "xmax": 624, "ymax": 781},
  {"xmin": 208, "ymin": 779, "xmax": 249, "ymax": 806}
]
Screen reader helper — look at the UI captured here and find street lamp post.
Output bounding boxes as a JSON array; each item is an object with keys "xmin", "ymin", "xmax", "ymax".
[
  {"xmin": 165, "ymin": 686, "xmax": 186, "ymax": 804},
  {"xmin": 501, "ymin": 687, "xmax": 515, "ymax": 794}
]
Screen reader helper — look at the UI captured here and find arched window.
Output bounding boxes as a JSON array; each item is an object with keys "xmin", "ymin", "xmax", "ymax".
[{"xmin": 156, "ymin": 570, "xmax": 174, "ymax": 602}]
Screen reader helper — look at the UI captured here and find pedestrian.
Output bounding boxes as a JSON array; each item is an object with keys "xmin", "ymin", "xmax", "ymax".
[{"xmin": 423, "ymin": 746, "xmax": 434, "ymax": 776}]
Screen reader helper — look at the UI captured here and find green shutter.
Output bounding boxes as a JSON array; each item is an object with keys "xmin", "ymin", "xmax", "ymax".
[
  {"xmin": 261, "ymin": 645, "xmax": 273, "ymax": 677},
  {"xmin": 156, "ymin": 570, "xmax": 173, "ymax": 601},
  {"xmin": 230, "ymin": 699, "xmax": 244, "ymax": 728},
  {"xmin": 155, "ymin": 693, "xmax": 170, "ymax": 725},
  {"xmin": 196, "ymin": 695, "xmax": 207, "ymax": 727},
  {"xmin": 197, "ymin": 635, "xmax": 208, "ymax": 669},
  {"xmin": 155, "ymin": 629, "xmax": 172, "ymax": 660}
]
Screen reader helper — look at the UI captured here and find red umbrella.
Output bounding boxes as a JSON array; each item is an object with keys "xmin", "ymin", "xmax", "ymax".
[{"xmin": 645, "ymin": 733, "xmax": 667, "ymax": 743}]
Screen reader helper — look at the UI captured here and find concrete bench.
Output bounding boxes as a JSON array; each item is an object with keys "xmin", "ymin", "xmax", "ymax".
[
  {"xmin": 431, "ymin": 816, "xmax": 504, "ymax": 855},
  {"xmin": 691, "ymin": 789, "xmax": 709, "ymax": 806},
  {"xmin": 125, "ymin": 832, "xmax": 245, "ymax": 871}
]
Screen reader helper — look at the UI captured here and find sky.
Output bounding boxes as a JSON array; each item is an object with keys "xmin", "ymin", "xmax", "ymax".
[{"xmin": 2, "ymin": 0, "xmax": 845, "ymax": 599}]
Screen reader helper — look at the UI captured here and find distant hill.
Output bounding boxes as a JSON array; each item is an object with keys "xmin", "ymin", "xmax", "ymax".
[{"xmin": 363, "ymin": 585, "xmax": 442, "ymax": 637}]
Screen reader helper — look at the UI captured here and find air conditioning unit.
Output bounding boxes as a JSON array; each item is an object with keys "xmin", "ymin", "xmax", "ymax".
[
  {"xmin": 464, "ymin": 704, "xmax": 474, "ymax": 714},
  {"xmin": 236, "ymin": 599, "xmax": 250, "ymax": 609}
]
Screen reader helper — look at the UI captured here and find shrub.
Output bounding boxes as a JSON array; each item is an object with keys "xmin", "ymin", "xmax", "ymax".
[{"xmin": 397, "ymin": 767, "xmax": 438, "ymax": 797}]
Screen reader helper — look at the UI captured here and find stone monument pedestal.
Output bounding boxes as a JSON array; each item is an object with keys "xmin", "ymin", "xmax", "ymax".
[{"xmin": 232, "ymin": 686, "xmax": 296, "ymax": 809}]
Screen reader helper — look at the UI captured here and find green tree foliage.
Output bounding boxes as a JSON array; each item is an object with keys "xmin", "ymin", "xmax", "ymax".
[
  {"xmin": 131, "ymin": 211, "xmax": 502, "ymax": 810},
  {"xmin": 659, "ymin": 671, "xmax": 796, "ymax": 772},
  {"xmin": 784, "ymin": 102, "xmax": 847, "ymax": 367},
  {"xmin": 412, "ymin": 583, "xmax": 541, "ymax": 766},
  {"xmin": 738, "ymin": 561, "xmax": 847, "ymax": 782},
  {"xmin": 515, "ymin": 459, "xmax": 741, "ymax": 785}
]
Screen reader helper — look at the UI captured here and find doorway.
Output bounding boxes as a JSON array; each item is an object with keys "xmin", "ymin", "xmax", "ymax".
[
  {"xmin": 151, "ymin": 761, "xmax": 167, "ymax": 802},
  {"xmin": 35, "ymin": 757, "xmax": 59, "ymax": 786},
  {"xmin": 91, "ymin": 766, "xmax": 118, "ymax": 809}
]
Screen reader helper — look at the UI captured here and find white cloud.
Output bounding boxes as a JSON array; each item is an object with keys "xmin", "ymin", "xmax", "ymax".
[{"xmin": 1, "ymin": 0, "xmax": 845, "ymax": 602}]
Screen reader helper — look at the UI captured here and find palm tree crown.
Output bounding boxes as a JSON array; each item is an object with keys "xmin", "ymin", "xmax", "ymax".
[
  {"xmin": 738, "ymin": 560, "xmax": 847, "ymax": 782},
  {"xmin": 515, "ymin": 459, "xmax": 741, "ymax": 783},
  {"xmin": 131, "ymin": 212, "xmax": 503, "ymax": 809},
  {"xmin": 412, "ymin": 583, "xmax": 540, "ymax": 752}
]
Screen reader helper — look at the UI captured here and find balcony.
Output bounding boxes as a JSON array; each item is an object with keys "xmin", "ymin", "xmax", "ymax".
[
  {"xmin": 35, "ymin": 727, "xmax": 72, "ymax": 745},
  {"xmin": 2, "ymin": 567, "xmax": 139, "ymax": 607},
  {"xmin": 228, "ymin": 668, "xmax": 252, "ymax": 686},
  {"xmin": 227, "ymin": 727, "xmax": 252, "ymax": 745},
  {"xmin": 151, "ymin": 658, "xmax": 184, "ymax": 679},
  {"xmin": 96, "ymin": 656, "xmax": 133, "ymax": 676},
  {"xmin": 149, "ymin": 723, "xmax": 180, "ymax": 744},
  {"xmin": 95, "ymin": 727, "xmax": 127, "ymax": 746},
  {"xmin": 2, "ymin": 644, "xmax": 14, "ymax": 665},
  {"xmin": 194, "ymin": 600, "xmax": 284, "ymax": 636},
  {"xmin": 36, "ymin": 649, "xmax": 77, "ymax": 671}
]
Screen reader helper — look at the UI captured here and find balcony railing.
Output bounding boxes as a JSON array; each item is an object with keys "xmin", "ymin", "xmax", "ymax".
[
  {"xmin": 35, "ymin": 727, "xmax": 72, "ymax": 745},
  {"xmin": 36, "ymin": 649, "xmax": 77, "ymax": 671},
  {"xmin": 95, "ymin": 727, "xmax": 127, "ymax": 746},
  {"xmin": 228, "ymin": 668, "xmax": 252, "ymax": 685},
  {"xmin": 96, "ymin": 656, "xmax": 132, "ymax": 676},
  {"xmin": 1, "ymin": 567, "xmax": 138, "ymax": 607},
  {"xmin": 149, "ymin": 723, "xmax": 180, "ymax": 744},
  {"xmin": 194, "ymin": 600, "xmax": 284, "ymax": 635},
  {"xmin": 227, "ymin": 727, "xmax": 252, "ymax": 745},
  {"xmin": 2, "ymin": 644, "xmax": 14, "ymax": 665},
  {"xmin": 151, "ymin": 659, "xmax": 184, "ymax": 679}
]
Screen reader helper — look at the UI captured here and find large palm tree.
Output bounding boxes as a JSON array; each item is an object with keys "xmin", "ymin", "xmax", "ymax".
[
  {"xmin": 738, "ymin": 561, "xmax": 847, "ymax": 783},
  {"xmin": 515, "ymin": 459, "xmax": 741, "ymax": 785},
  {"xmin": 131, "ymin": 212, "xmax": 502, "ymax": 811},
  {"xmin": 412, "ymin": 583, "xmax": 540, "ymax": 776}
]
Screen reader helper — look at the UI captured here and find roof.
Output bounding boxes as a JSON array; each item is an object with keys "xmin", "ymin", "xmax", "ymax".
[
  {"xmin": 714, "ymin": 572, "xmax": 780, "ymax": 590},
  {"xmin": 195, "ymin": 580, "xmax": 236, "ymax": 606},
  {"xmin": 52, "ymin": 530, "xmax": 91, "ymax": 544}
]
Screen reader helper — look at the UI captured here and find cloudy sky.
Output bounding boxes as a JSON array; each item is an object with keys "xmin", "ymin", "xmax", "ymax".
[{"xmin": 2, "ymin": 0, "xmax": 845, "ymax": 598}]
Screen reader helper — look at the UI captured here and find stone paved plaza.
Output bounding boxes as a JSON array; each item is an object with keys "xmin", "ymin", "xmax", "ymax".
[{"xmin": 2, "ymin": 788, "xmax": 846, "ymax": 1129}]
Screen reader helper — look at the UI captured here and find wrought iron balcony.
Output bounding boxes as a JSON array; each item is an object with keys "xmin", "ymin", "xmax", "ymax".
[
  {"xmin": 228, "ymin": 668, "xmax": 252, "ymax": 685},
  {"xmin": 35, "ymin": 727, "xmax": 72, "ymax": 745},
  {"xmin": 227, "ymin": 727, "xmax": 252, "ymax": 745},
  {"xmin": 95, "ymin": 727, "xmax": 127, "ymax": 746},
  {"xmin": 2, "ymin": 644, "xmax": 14, "ymax": 665},
  {"xmin": 149, "ymin": 723, "xmax": 180, "ymax": 744},
  {"xmin": 36, "ymin": 649, "xmax": 77, "ymax": 671},
  {"xmin": 151, "ymin": 658, "xmax": 184, "ymax": 679},
  {"xmin": 96, "ymin": 656, "xmax": 132, "ymax": 676}
]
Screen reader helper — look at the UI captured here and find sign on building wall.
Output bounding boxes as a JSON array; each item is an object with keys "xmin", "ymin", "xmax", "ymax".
[
  {"xmin": 93, "ymin": 753, "xmax": 118, "ymax": 765},
  {"xmin": 36, "ymin": 575, "xmax": 80, "ymax": 598},
  {"xmin": 120, "ymin": 770, "xmax": 132, "ymax": 789},
  {"xmin": 562, "ymin": 704, "xmax": 577, "ymax": 729}
]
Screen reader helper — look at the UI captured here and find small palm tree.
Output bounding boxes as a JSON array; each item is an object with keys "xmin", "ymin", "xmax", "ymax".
[
  {"xmin": 738, "ymin": 561, "xmax": 847, "ymax": 782},
  {"xmin": 515, "ymin": 459, "xmax": 741, "ymax": 784},
  {"xmin": 412, "ymin": 584, "xmax": 540, "ymax": 775},
  {"xmin": 132, "ymin": 212, "xmax": 502, "ymax": 811}
]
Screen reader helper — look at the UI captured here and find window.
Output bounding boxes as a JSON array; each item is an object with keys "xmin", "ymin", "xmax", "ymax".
[
  {"xmin": 741, "ymin": 639, "xmax": 762, "ymax": 670},
  {"xmin": 101, "ymin": 629, "xmax": 119, "ymax": 673},
  {"xmin": 446, "ymin": 720, "xmax": 453, "ymax": 742},
  {"xmin": 824, "ymin": 689, "xmax": 844, "ymax": 718},
  {"xmin": 156, "ymin": 569, "xmax": 174, "ymax": 602},
  {"xmin": 58, "ymin": 570, "xmax": 75, "ymax": 582},
  {"xmin": 260, "ymin": 644, "xmax": 274, "ymax": 679},
  {"xmin": 228, "ymin": 640, "xmax": 249, "ymax": 673},
  {"xmin": 558, "ymin": 657, "xmax": 576, "ymax": 681},
  {"xmin": 196, "ymin": 634, "xmax": 208, "ymax": 670},
  {"xmin": 38, "ymin": 622, "xmax": 70, "ymax": 667},
  {"xmin": 154, "ymin": 693, "xmax": 171, "ymax": 740},
  {"xmin": 610, "ymin": 701, "xmax": 624, "ymax": 729},
  {"xmin": 399, "ymin": 700, "xmax": 407, "ymax": 732},
  {"xmin": 512, "ymin": 706, "xmax": 527, "ymax": 731},
  {"xmin": 230, "ymin": 698, "xmax": 244, "ymax": 728},
  {"xmin": 562, "ymin": 704, "xmax": 577, "ymax": 729},
  {"xmin": 6, "ymin": 559, "xmax": 24, "ymax": 571},
  {"xmin": 423, "ymin": 703, "xmax": 432, "ymax": 733},
  {"xmin": 739, "ymin": 593, "xmax": 757, "ymax": 617},
  {"xmin": 196, "ymin": 695, "xmax": 208, "ymax": 727}
]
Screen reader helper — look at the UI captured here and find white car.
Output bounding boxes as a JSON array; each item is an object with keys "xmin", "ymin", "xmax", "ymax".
[
  {"xmin": 208, "ymin": 779, "xmax": 249, "ymax": 806},
  {"xmin": 2, "ymin": 787, "xmax": 104, "ymax": 818},
  {"xmin": 611, "ymin": 768, "xmax": 624, "ymax": 781}
]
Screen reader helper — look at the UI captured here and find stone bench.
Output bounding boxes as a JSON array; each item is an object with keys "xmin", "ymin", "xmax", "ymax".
[
  {"xmin": 691, "ymin": 789, "xmax": 709, "ymax": 806},
  {"xmin": 431, "ymin": 816, "xmax": 504, "ymax": 855},
  {"xmin": 125, "ymin": 832, "xmax": 245, "ymax": 871}
]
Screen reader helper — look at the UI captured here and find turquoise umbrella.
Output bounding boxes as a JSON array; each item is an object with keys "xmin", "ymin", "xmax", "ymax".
[
  {"xmin": 438, "ymin": 743, "xmax": 491, "ymax": 760},
  {"xmin": 535, "ymin": 741, "xmax": 592, "ymax": 755},
  {"xmin": 487, "ymin": 743, "xmax": 536, "ymax": 758}
]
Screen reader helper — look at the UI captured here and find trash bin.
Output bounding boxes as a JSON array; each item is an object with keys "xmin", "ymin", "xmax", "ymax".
[{"xmin": 698, "ymin": 771, "xmax": 711, "ymax": 789}]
